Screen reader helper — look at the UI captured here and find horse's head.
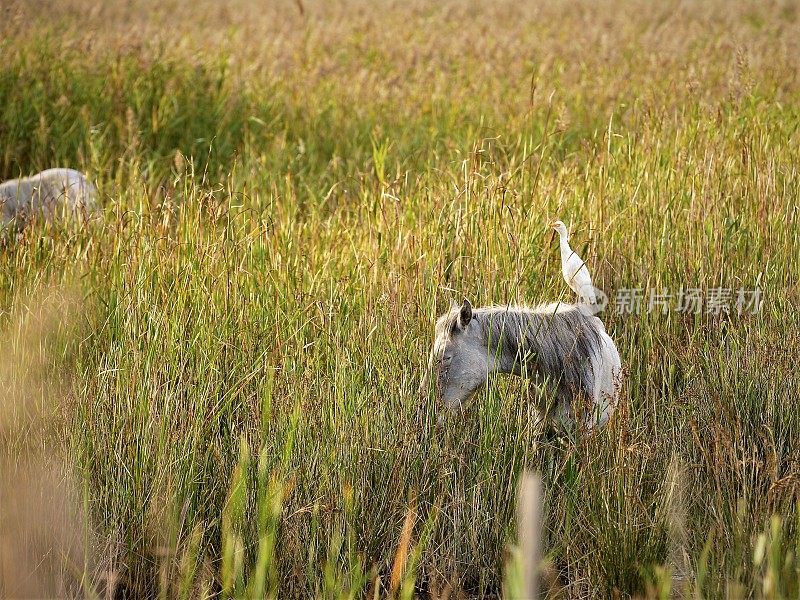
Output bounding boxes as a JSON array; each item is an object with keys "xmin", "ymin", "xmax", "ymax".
[{"xmin": 425, "ymin": 299, "xmax": 491, "ymax": 410}]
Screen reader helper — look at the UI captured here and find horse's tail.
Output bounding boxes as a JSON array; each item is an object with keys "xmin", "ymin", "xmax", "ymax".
[{"xmin": 588, "ymin": 327, "xmax": 622, "ymax": 427}]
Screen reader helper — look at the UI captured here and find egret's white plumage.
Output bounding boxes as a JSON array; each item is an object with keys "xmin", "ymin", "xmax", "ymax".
[{"xmin": 551, "ymin": 220, "xmax": 597, "ymax": 305}]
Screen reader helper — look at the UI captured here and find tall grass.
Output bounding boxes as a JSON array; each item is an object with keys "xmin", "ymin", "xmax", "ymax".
[{"xmin": 1, "ymin": 0, "xmax": 799, "ymax": 597}]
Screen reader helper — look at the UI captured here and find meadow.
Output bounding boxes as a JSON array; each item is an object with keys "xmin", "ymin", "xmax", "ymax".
[{"xmin": 0, "ymin": 0, "xmax": 799, "ymax": 597}]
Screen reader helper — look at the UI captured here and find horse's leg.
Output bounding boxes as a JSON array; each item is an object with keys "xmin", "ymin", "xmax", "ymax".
[{"xmin": 551, "ymin": 382, "xmax": 575, "ymax": 431}]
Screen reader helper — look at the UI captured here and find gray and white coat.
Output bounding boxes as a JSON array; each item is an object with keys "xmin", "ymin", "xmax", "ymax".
[{"xmin": 427, "ymin": 300, "xmax": 621, "ymax": 429}]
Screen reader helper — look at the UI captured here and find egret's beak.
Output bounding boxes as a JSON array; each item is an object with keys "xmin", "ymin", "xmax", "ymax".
[{"xmin": 548, "ymin": 222, "xmax": 559, "ymax": 241}]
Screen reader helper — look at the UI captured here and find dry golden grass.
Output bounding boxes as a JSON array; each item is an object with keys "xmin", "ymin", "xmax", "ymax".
[{"xmin": 0, "ymin": 0, "xmax": 798, "ymax": 597}]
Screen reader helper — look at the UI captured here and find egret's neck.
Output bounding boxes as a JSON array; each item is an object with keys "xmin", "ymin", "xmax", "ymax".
[{"xmin": 558, "ymin": 232, "xmax": 571, "ymax": 258}]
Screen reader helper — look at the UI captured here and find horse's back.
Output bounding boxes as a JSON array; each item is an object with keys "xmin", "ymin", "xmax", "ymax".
[
  {"xmin": 34, "ymin": 169, "xmax": 97, "ymax": 208},
  {"xmin": 0, "ymin": 169, "xmax": 97, "ymax": 223}
]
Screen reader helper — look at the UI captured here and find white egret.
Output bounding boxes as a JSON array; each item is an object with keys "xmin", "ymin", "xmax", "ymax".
[{"xmin": 550, "ymin": 220, "xmax": 597, "ymax": 305}]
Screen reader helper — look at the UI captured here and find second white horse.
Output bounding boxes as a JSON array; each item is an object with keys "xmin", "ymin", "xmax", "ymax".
[{"xmin": 0, "ymin": 168, "xmax": 97, "ymax": 226}]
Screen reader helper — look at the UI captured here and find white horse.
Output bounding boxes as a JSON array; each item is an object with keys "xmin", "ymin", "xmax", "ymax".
[
  {"xmin": 0, "ymin": 168, "xmax": 97, "ymax": 226},
  {"xmin": 426, "ymin": 300, "xmax": 622, "ymax": 429}
]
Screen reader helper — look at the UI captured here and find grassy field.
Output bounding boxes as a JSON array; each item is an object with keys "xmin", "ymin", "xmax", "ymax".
[{"xmin": 1, "ymin": 0, "xmax": 799, "ymax": 597}]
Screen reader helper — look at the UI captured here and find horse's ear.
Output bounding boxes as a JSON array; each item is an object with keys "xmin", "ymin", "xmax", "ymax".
[{"xmin": 459, "ymin": 299, "xmax": 473, "ymax": 328}]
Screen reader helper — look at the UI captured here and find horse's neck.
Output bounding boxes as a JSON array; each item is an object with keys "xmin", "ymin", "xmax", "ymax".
[
  {"xmin": 479, "ymin": 310, "xmax": 539, "ymax": 375},
  {"xmin": 496, "ymin": 348, "xmax": 531, "ymax": 377},
  {"xmin": 500, "ymin": 334, "xmax": 538, "ymax": 376}
]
